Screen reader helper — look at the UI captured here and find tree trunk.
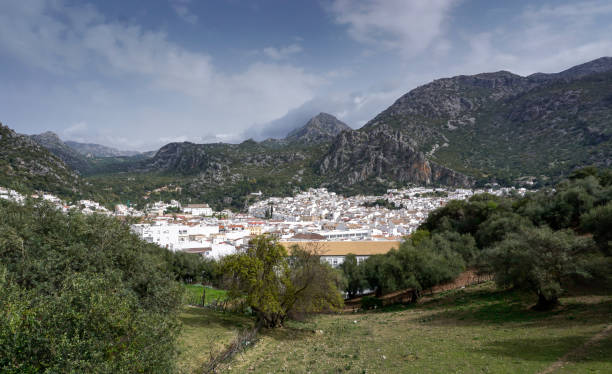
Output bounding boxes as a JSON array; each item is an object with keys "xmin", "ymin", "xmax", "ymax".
[{"xmin": 533, "ymin": 293, "xmax": 559, "ymax": 311}]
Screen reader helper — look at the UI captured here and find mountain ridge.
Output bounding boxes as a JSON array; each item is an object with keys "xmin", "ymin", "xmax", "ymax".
[
  {"xmin": 324, "ymin": 56, "xmax": 612, "ymax": 186},
  {"xmin": 285, "ymin": 112, "xmax": 351, "ymax": 144},
  {"xmin": 65, "ymin": 140, "xmax": 141, "ymax": 158}
]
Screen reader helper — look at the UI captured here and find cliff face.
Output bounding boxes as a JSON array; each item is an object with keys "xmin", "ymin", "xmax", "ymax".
[{"xmin": 319, "ymin": 125, "xmax": 472, "ymax": 187}]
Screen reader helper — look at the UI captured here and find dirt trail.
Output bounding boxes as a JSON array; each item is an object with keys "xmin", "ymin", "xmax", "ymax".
[{"xmin": 537, "ymin": 324, "xmax": 612, "ymax": 374}]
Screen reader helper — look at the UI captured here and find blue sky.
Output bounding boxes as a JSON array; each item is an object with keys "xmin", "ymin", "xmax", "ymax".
[{"xmin": 1, "ymin": 0, "xmax": 612, "ymax": 151}]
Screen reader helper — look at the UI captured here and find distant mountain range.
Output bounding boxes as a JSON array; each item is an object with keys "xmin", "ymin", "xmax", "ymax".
[
  {"xmin": 65, "ymin": 141, "xmax": 140, "ymax": 158},
  {"xmin": 3, "ymin": 57, "xmax": 612, "ymax": 207}
]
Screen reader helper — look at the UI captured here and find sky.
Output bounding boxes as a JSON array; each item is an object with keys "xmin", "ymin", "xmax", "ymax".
[{"xmin": 1, "ymin": 0, "xmax": 612, "ymax": 151}]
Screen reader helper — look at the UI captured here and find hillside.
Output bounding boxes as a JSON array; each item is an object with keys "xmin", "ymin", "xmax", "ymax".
[
  {"xmin": 0, "ymin": 123, "xmax": 81, "ymax": 196},
  {"xmin": 30, "ymin": 131, "xmax": 92, "ymax": 173},
  {"xmin": 322, "ymin": 57, "xmax": 612, "ymax": 187}
]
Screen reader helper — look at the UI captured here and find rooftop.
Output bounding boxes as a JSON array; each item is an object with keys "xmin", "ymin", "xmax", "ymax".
[{"xmin": 280, "ymin": 240, "xmax": 401, "ymax": 256}]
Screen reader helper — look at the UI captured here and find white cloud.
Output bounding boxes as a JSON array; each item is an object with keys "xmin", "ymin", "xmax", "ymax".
[
  {"xmin": 455, "ymin": 0, "xmax": 612, "ymax": 76},
  {"xmin": 0, "ymin": 0, "xmax": 324, "ymax": 148},
  {"xmin": 170, "ymin": 0, "xmax": 198, "ymax": 24},
  {"xmin": 263, "ymin": 44, "xmax": 303, "ymax": 60},
  {"xmin": 328, "ymin": 0, "xmax": 458, "ymax": 57}
]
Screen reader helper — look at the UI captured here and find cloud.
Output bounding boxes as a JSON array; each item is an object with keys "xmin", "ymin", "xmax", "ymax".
[
  {"xmin": 263, "ymin": 44, "xmax": 303, "ymax": 60},
  {"xmin": 454, "ymin": 0, "xmax": 612, "ymax": 76},
  {"xmin": 244, "ymin": 87, "xmax": 404, "ymax": 140},
  {"xmin": 170, "ymin": 0, "xmax": 198, "ymax": 24},
  {"xmin": 63, "ymin": 121, "xmax": 89, "ymax": 138},
  {"xmin": 0, "ymin": 1, "xmax": 324, "ymax": 149},
  {"xmin": 328, "ymin": 0, "xmax": 458, "ymax": 57}
]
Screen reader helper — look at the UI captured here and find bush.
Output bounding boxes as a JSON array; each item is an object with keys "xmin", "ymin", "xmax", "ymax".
[
  {"xmin": 0, "ymin": 200, "xmax": 183, "ymax": 372},
  {"xmin": 361, "ymin": 296, "xmax": 383, "ymax": 310}
]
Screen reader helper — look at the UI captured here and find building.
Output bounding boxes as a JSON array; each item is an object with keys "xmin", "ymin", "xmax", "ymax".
[
  {"xmin": 279, "ymin": 240, "xmax": 401, "ymax": 267},
  {"xmin": 184, "ymin": 204, "xmax": 213, "ymax": 216}
]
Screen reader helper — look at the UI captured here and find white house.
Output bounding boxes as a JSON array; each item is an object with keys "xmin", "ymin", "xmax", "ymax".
[{"xmin": 184, "ymin": 204, "xmax": 213, "ymax": 216}]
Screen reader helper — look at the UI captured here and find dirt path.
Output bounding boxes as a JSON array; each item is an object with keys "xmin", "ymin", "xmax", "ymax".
[{"xmin": 537, "ymin": 324, "xmax": 612, "ymax": 374}]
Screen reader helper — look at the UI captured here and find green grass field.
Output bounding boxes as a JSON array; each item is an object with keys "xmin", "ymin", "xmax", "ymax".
[
  {"xmin": 183, "ymin": 284, "xmax": 227, "ymax": 306},
  {"xmin": 177, "ymin": 306, "xmax": 253, "ymax": 373},
  {"xmin": 177, "ymin": 283, "xmax": 611, "ymax": 373}
]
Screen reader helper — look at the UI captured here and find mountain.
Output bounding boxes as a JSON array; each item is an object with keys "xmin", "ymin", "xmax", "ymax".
[
  {"xmin": 30, "ymin": 132, "xmax": 92, "ymax": 174},
  {"xmin": 0, "ymin": 123, "xmax": 81, "ymax": 195},
  {"xmin": 65, "ymin": 141, "xmax": 140, "ymax": 157},
  {"xmin": 319, "ymin": 125, "xmax": 471, "ymax": 190},
  {"xmin": 285, "ymin": 113, "xmax": 351, "ymax": 144},
  {"xmin": 320, "ymin": 57, "xmax": 612, "ymax": 187}
]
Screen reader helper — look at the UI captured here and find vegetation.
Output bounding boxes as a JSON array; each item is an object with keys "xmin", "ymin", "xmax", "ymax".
[
  {"xmin": 183, "ymin": 284, "xmax": 227, "ymax": 306},
  {"xmin": 362, "ymin": 198, "xmax": 403, "ymax": 210},
  {"xmin": 221, "ymin": 236, "xmax": 344, "ymax": 328},
  {"xmin": 0, "ymin": 199, "xmax": 187, "ymax": 373},
  {"xmin": 199, "ymin": 283, "xmax": 611, "ymax": 373},
  {"xmin": 339, "ymin": 167, "xmax": 612, "ymax": 311},
  {"xmin": 177, "ymin": 306, "xmax": 252, "ymax": 374},
  {"xmin": 338, "ymin": 254, "xmax": 366, "ymax": 298},
  {"xmin": 414, "ymin": 190, "xmax": 449, "ymax": 198}
]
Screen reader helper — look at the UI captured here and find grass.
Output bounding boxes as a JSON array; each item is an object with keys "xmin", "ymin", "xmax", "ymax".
[
  {"xmin": 177, "ymin": 306, "xmax": 253, "ymax": 374},
  {"xmin": 194, "ymin": 282, "xmax": 610, "ymax": 374},
  {"xmin": 183, "ymin": 284, "xmax": 227, "ymax": 306}
]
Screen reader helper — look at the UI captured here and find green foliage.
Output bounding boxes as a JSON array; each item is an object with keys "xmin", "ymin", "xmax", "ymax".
[
  {"xmin": 221, "ymin": 236, "xmax": 343, "ymax": 327},
  {"xmin": 362, "ymin": 198, "xmax": 403, "ymax": 210},
  {"xmin": 338, "ymin": 254, "xmax": 366, "ymax": 298},
  {"xmin": 580, "ymin": 201, "xmax": 612, "ymax": 255},
  {"xmin": 170, "ymin": 251, "xmax": 222, "ymax": 284},
  {"xmin": 361, "ymin": 235, "xmax": 465, "ymax": 298},
  {"xmin": 421, "ymin": 194, "xmax": 511, "ymax": 236},
  {"xmin": 0, "ymin": 199, "xmax": 184, "ymax": 372},
  {"xmin": 413, "ymin": 167, "xmax": 612, "ymax": 310},
  {"xmin": 483, "ymin": 226, "xmax": 597, "ymax": 310},
  {"xmin": 360, "ymin": 296, "xmax": 383, "ymax": 310}
]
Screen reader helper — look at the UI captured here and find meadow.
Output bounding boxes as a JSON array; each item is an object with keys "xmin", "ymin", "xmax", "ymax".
[{"xmin": 178, "ymin": 283, "xmax": 611, "ymax": 373}]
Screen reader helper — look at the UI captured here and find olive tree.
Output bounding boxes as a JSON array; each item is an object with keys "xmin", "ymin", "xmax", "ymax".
[
  {"xmin": 484, "ymin": 226, "xmax": 595, "ymax": 310},
  {"xmin": 222, "ymin": 235, "xmax": 342, "ymax": 328}
]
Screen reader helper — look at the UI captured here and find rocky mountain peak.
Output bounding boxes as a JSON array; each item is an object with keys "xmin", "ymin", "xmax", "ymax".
[{"xmin": 285, "ymin": 113, "xmax": 351, "ymax": 144}]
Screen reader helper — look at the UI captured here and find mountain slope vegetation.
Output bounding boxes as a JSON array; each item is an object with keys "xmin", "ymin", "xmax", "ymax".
[
  {"xmin": 0, "ymin": 124, "xmax": 81, "ymax": 196},
  {"xmin": 326, "ymin": 57, "xmax": 612, "ymax": 186}
]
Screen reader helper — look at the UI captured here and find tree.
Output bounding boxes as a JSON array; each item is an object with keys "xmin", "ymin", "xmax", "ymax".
[
  {"xmin": 361, "ymin": 236, "xmax": 464, "ymax": 300},
  {"xmin": 484, "ymin": 226, "xmax": 595, "ymax": 310},
  {"xmin": 475, "ymin": 212, "xmax": 532, "ymax": 249},
  {"xmin": 0, "ymin": 200, "xmax": 183, "ymax": 373},
  {"xmin": 222, "ymin": 235, "xmax": 342, "ymax": 328},
  {"xmin": 339, "ymin": 253, "xmax": 366, "ymax": 298},
  {"xmin": 581, "ymin": 202, "xmax": 612, "ymax": 255}
]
